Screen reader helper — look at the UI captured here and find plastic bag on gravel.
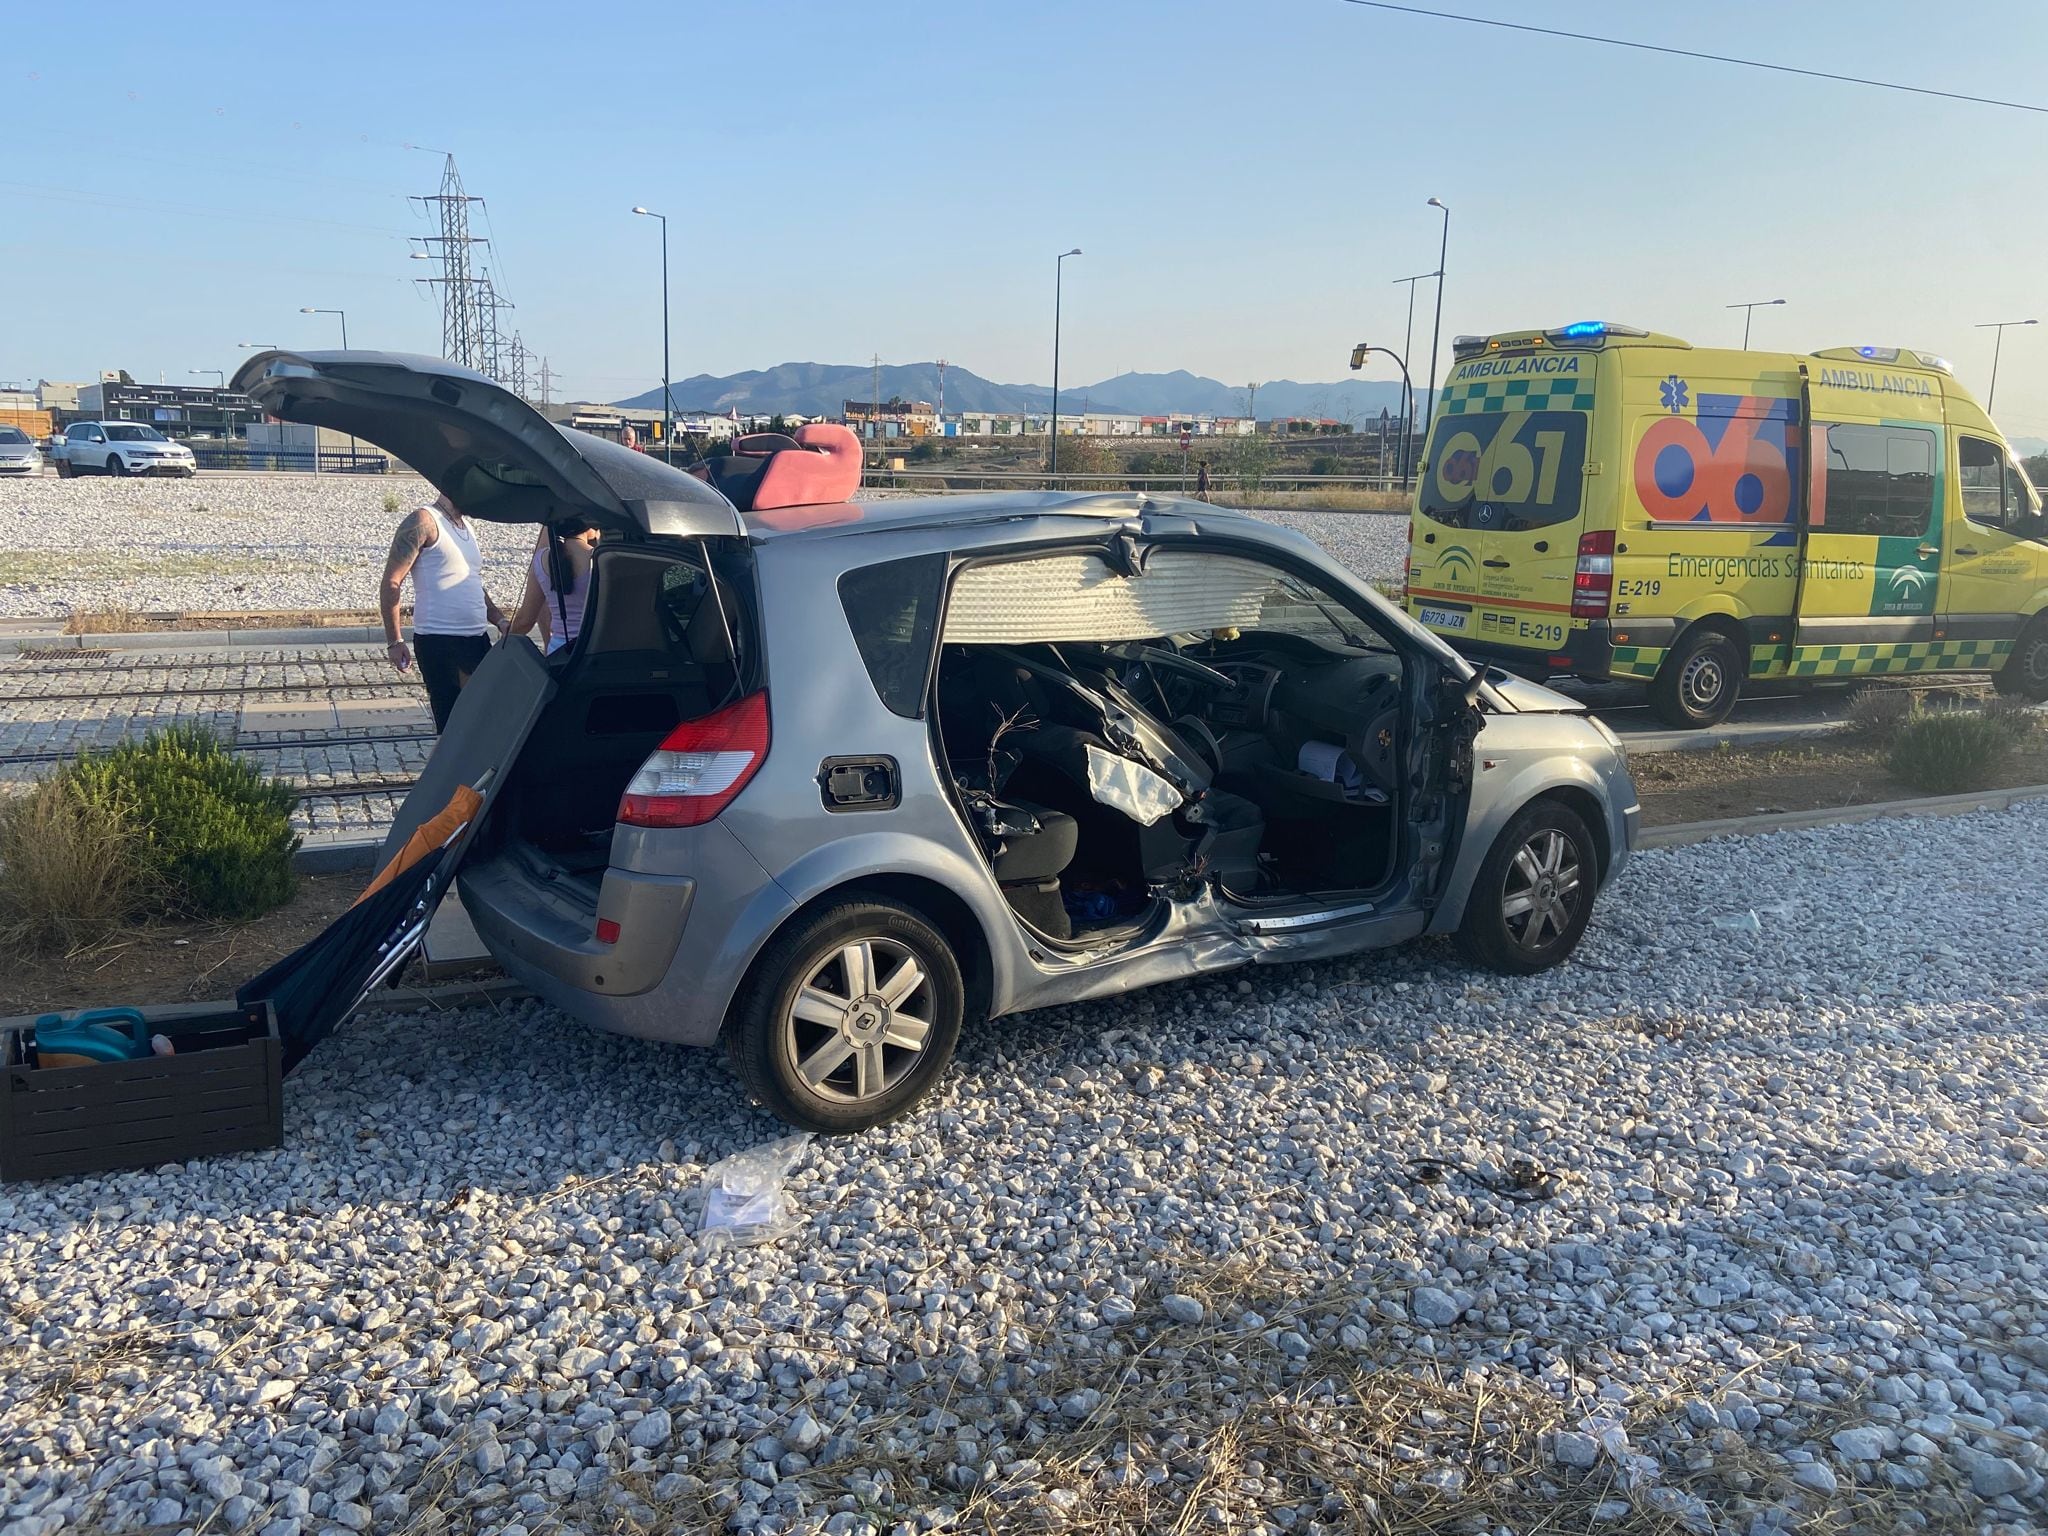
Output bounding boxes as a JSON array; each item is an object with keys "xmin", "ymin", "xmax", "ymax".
[{"xmin": 698, "ymin": 1133, "xmax": 812, "ymax": 1247}]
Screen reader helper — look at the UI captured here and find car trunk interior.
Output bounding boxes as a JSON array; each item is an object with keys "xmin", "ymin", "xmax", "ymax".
[
  {"xmin": 483, "ymin": 541, "xmax": 752, "ymax": 887},
  {"xmin": 929, "ymin": 548, "xmax": 1412, "ymax": 944}
]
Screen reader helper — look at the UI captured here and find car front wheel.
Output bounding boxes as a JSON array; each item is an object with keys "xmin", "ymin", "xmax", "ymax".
[
  {"xmin": 725, "ymin": 897, "xmax": 965, "ymax": 1133},
  {"xmin": 1455, "ymin": 799, "xmax": 1599, "ymax": 975},
  {"xmin": 107, "ymin": 455, "xmax": 128, "ymax": 477}
]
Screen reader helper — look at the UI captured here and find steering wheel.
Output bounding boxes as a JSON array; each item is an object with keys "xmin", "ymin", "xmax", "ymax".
[{"xmin": 1134, "ymin": 644, "xmax": 1233, "ymax": 691}]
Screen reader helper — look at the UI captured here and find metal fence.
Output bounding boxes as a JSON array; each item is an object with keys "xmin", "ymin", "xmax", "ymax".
[
  {"xmin": 187, "ymin": 445, "xmax": 392, "ymax": 474},
  {"xmin": 857, "ymin": 468, "xmax": 1415, "ymax": 497}
]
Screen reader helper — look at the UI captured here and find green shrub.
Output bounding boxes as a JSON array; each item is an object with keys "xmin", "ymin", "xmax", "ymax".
[
  {"xmin": 0, "ymin": 777, "xmax": 149, "ymax": 953},
  {"xmin": 1885, "ymin": 710, "xmax": 2013, "ymax": 794},
  {"xmin": 381, "ymin": 488, "xmax": 402, "ymax": 516},
  {"xmin": 66, "ymin": 727, "xmax": 299, "ymax": 920},
  {"xmin": 1843, "ymin": 686, "xmax": 1918, "ymax": 743}
]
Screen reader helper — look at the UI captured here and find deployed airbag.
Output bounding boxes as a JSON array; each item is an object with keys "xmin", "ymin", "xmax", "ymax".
[{"xmin": 1085, "ymin": 743, "xmax": 1183, "ymax": 826}]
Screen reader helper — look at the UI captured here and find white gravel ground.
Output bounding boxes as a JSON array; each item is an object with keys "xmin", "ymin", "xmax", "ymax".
[
  {"xmin": 1, "ymin": 476, "xmax": 1409, "ymax": 620},
  {"xmin": 0, "ymin": 475, "xmax": 534, "ymax": 619},
  {"xmin": 3, "ymin": 806, "xmax": 2046, "ymax": 1534}
]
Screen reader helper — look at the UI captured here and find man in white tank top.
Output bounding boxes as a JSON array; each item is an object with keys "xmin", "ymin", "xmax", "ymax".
[{"xmin": 378, "ymin": 491, "xmax": 507, "ymax": 731}]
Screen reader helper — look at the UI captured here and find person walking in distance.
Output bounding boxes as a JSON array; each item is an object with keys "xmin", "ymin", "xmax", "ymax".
[
  {"xmin": 1195, "ymin": 458, "xmax": 1211, "ymax": 502},
  {"xmin": 380, "ymin": 491, "xmax": 506, "ymax": 731}
]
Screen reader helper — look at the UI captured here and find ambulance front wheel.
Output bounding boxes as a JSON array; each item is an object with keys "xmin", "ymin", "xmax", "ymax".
[
  {"xmin": 1993, "ymin": 617, "xmax": 2048, "ymax": 702},
  {"xmin": 1648, "ymin": 626, "xmax": 1744, "ymax": 729}
]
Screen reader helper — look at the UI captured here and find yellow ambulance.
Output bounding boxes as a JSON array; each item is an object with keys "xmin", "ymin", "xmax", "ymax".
[{"xmin": 1402, "ymin": 322, "xmax": 2048, "ymax": 726}]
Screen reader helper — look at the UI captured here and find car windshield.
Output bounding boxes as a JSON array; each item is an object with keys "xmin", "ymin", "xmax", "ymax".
[
  {"xmin": 0, "ymin": 428, "xmax": 27, "ymax": 445},
  {"xmin": 105, "ymin": 425, "xmax": 167, "ymax": 442}
]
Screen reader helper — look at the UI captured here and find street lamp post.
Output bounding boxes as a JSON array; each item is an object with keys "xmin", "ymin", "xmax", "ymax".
[
  {"xmin": 1391, "ymin": 270, "xmax": 1433, "ymax": 484},
  {"xmin": 1725, "ymin": 297, "xmax": 1786, "ymax": 350},
  {"xmin": 1424, "ymin": 198, "xmax": 1450, "ymax": 450},
  {"xmin": 300, "ymin": 308, "xmax": 356, "ymax": 465},
  {"xmin": 631, "ymin": 207, "xmax": 673, "ymax": 460},
  {"xmin": 1975, "ymin": 318, "xmax": 2038, "ymax": 413},
  {"xmin": 299, "ymin": 306, "xmax": 349, "ymax": 348},
  {"xmin": 1051, "ymin": 248, "xmax": 1082, "ymax": 483}
]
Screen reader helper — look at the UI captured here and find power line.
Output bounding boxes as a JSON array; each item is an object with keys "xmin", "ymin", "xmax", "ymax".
[{"xmin": 1334, "ymin": 0, "xmax": 2048, "ymax": 115}]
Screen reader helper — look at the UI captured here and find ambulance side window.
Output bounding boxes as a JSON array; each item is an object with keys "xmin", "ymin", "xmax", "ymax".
[
  {"xmin": 1960, "ymin": 435, "xmax": 2041, "ymax": 533},
  {"xmin": 1816, "ymin": 423, "xmax": 1934, "ymax": 538},
  {"xmin": 1959, "ymin": 437, "xmax": 2005, "ymax": 526}
]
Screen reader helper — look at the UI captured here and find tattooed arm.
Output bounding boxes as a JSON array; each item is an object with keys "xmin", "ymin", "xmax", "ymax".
[{"xmin": 379, "ymin": 507, "xmax": 436, "ymax": 670}]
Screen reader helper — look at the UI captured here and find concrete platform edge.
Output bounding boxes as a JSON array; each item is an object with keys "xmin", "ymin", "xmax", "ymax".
[{"xmin": 1639, "ymin": 781, "xmax": 2048, "ymax": 849}]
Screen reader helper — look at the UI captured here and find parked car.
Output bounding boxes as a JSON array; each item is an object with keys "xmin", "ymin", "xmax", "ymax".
[
  {"xmin": 0, "ymin": 426, "xmax": 39, "ymax": 476},
  {"xmin": 52, "ymin": 420, "xmax": 197, "ymax": 477},
  {"xmin": 236, "ymin": 350, "xmax": 1640, "ymax": 1133}
]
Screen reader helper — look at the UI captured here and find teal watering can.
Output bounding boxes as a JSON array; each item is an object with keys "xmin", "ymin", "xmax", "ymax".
[{"xmin": 31, "ymin": 1007, "xmax": 155, "ymax": 1065}]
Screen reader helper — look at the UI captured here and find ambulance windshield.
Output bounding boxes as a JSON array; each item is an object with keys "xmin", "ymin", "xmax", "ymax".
[{"xmin": 1416, "ymin": 407, "xmax": 1589, "ymax": 532}]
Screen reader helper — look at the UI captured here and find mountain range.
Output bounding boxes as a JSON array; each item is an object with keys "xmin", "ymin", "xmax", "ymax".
[{"xmin": 614, "ymin": 361, "xmax": 1413, "ymax": 423}]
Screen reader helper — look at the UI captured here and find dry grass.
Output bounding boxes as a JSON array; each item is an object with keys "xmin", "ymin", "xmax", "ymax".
[
  {"xmin": 0, "ymin": 775, "xmax": 148, "ymax": 953},
  {"xmin": 62, "ymin": 605, "xmax": 151, "ymax": 635},
  {"xmin": 1226, "ymin": 489, "xmax": 1410, "ymax": 513}
]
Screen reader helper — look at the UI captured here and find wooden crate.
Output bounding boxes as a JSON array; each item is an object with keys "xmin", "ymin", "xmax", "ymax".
[{"xmin": 1, "ymin": 1001, "xmax": 282, "ymax": 1182}]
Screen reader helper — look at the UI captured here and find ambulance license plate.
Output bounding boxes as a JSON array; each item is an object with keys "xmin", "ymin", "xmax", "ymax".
[{"xmin": 1418, "ymin": 606, "xmax": 1467, "ymax": 632}]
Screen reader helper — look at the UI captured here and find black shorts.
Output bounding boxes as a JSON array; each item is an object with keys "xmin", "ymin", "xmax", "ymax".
[{"xmin": 413, "ymin": 631, "xmax": 493, "ymax": 732}]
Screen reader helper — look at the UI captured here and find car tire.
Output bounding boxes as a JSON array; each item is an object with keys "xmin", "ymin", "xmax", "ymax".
[
  {"xmin": 1993, "ymin": 617, "xmax": 2048, "ymax": 702},
  {"xmin": 724, "ymin": 897, "xmax": 965, "ymax": 1133},
  {"xmin": 1455, "ymin": 798, "xmax": 1599, "ymax": 975},
  {"xmin": 107, "ymin": 455, "xmax": 127, "ymax": 477},
  {"xmin": 1648, "ymin": 625, "xmax": 1744, "ymax": 728}
]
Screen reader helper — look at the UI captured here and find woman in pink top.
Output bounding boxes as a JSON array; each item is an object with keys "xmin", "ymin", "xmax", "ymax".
[{"xmin": 508, "ymin": 520, "xmax": 599, "ymax": 656}]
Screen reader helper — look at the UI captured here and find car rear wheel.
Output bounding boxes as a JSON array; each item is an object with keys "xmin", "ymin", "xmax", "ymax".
[
  {"xmin": 1455, "ymin": 799, "xmax": 1598, "ymax": 975},
  {"xmin": 725, "ymin": 897, "xmax": 965, "ymax": 1133},
  {"xmin": 1648, "ymin": 625, "xmax": 1743, "ymax": 729},
  {"xmin": 1993, "ymin": 618, "xmax": 2048, "ymax": 702},
  {"xmin": 106, "ymin": 455, "xmax": 127, "ymax": 477}
]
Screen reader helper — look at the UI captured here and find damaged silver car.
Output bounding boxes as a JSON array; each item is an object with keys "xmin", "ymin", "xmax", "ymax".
[{"xmin": 236, "ymin": 350, "xmax": 1640, "ymax": 1133}]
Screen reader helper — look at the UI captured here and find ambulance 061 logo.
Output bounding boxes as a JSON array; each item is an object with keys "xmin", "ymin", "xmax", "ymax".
[{"xmin": 1631, "ymin": 391, "xmax": 1801, "ymax": 527}]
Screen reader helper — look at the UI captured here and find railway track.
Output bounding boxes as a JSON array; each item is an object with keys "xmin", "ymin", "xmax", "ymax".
[
  {"xmin": 0, "ymin": 678, "xmax": 421, "ymax": 706},
  {"xmin": 0, "ymin": 729, "xmax": 436, "ymax": 770}
]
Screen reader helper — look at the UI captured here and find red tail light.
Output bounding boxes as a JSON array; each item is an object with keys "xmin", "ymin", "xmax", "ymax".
[
  {"xmin": 1571, "ymin": 529, "xmax": 1615, "ymax": 620},
  {"xmin": 617, "ymin": 691, "xmax": 770, "ymax": 828}
]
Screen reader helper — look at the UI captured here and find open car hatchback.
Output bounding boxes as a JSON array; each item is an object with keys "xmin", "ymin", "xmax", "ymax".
[{"xmin": 236, "ymin": 350, "xmax": 1642, "ymax": 1133}]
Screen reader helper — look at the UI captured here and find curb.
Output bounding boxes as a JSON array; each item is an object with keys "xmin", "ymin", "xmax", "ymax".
[
  {"xmin": 1620, "ymin": 720, "xmax": 1846, "ymax": 755},
  {"xmin": 1638, "ymin": 781, "xmax": 2048, "ymax": 849},
  {"xmin": 295, "ymin": 832, "xmax": 383, "ymax": 873},
  {"xmin": 1, "ymin": 626, "xmax": 386, "ymax": 656}
]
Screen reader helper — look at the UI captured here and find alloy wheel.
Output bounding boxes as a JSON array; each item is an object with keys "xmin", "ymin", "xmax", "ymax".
[
  {"xmin": 782, "ymin": 936, "xmax": 935, "ymax": 1105},
  {"xmin": 1501, "ymin": 828, "xmax": 1582, "ymax": 951}
]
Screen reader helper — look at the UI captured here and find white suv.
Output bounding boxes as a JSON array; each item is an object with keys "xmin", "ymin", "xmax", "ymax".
[{"xmin": 55, "ymin": 421, "xmax": 197, "ymax": 478}]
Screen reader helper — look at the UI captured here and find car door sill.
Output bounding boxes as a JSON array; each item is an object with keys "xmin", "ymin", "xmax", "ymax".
[{"xmin": 1234, "ymin": 899, "xmax": 1379, "ymax": 934}]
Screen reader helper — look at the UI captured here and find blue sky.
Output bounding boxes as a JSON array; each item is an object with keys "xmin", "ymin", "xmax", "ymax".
[{"xmin": 9, "ymin": 1, "xmax": 2048, "ymax": 433}]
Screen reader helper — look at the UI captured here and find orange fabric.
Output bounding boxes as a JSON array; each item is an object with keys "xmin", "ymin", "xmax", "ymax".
[{"xmin": 353, "ymin": 784, "xmax": 483, "ymax": 907}]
